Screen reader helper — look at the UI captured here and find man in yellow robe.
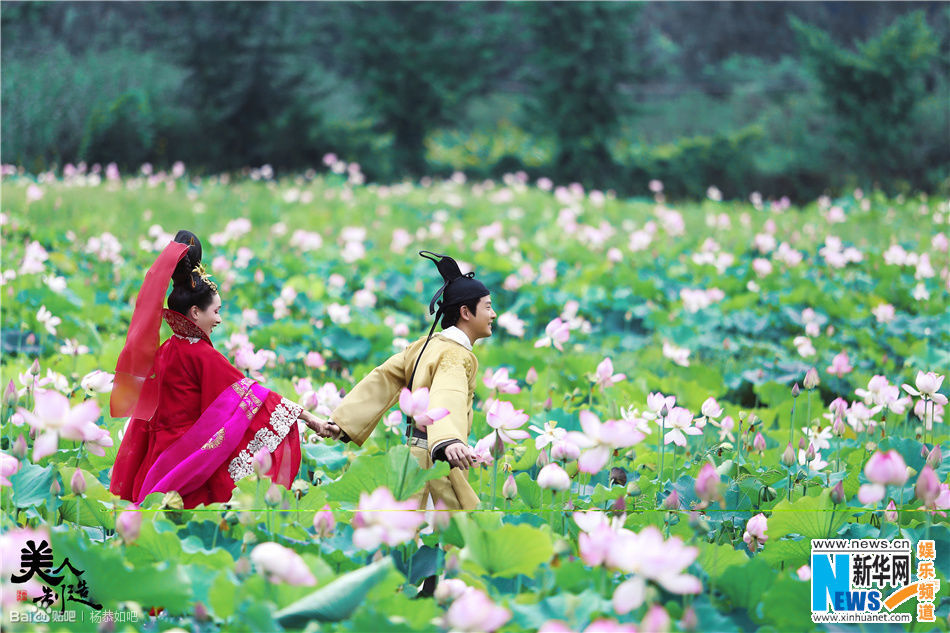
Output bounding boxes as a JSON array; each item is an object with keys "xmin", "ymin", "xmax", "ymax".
[{"xmin": 329, "ymin": 252, "xmax": 495, "ymax": 511}]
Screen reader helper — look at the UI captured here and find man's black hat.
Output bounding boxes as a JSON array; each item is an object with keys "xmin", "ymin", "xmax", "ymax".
[{"xmin": 420, "ymin": 250, "xmax": 490, "ymax": 316}]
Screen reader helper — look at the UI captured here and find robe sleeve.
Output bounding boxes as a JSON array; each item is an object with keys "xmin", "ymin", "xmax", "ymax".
[
  {"xmin": 425, "ymin": 346, "xmax": 474, "ymax": 458},
  {"xmin": 331, "ymin": 348, "xmax": 408, "ymax": 446}
]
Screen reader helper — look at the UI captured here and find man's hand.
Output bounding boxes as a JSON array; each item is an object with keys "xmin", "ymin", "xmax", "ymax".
[
  {"xmin": 299, "ymin": 410, "xmax": 341, "ymax": 440},
  {"xmin": 443, "ymin": 443, "xmax": 474, "ymax": 470}
]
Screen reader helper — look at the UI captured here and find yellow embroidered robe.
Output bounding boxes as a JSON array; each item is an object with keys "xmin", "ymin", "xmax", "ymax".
[{"xmin": 330, "ymin": 333, "xmax": 480, "ymax": 510}]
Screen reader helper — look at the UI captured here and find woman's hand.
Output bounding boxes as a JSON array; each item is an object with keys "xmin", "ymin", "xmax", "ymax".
[{"xmin": 299, "ymin": 410, "xmax": 341, "ymax": 440}]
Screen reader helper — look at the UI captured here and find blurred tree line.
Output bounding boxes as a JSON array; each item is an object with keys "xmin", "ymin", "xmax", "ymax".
[{"xmin": 2, "ymin": 1, "xmax": 947, "ymax": 199}]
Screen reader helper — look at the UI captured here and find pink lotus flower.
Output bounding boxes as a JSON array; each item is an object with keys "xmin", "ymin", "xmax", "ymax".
[
  {"xmin": 641, "ymin": 604, "xmax": 671, "ymax": 633},
  {"xmin": 743, "ymin": 513, "xmax": 768, "ymax": 551},
  {"xmin": 609, "ymin": 526, "xmax": 702, "ymax": 594},
  {"xmin": 695, "ymin": 463, "xmax": 723, "ymax": 508},
  {"xmin": 593, "ymin": 357, "xmax": 626, "ymax": 389},
  {"xmin": 574, "ymin": 511, "xmax": 626, "ymax": 568},
  {"xmin": 313, "ymin": 504, "xmax": 335, "ymax": 538},
  {"xmin": 80, "ymin": 370, "xmax": 114, "ymax": 393},
  {"xmin": 70, "ymin": 468, "xmax": 86, "ymax": 495},
  {"xmin": 304, "ymin": 351, "xmax": 325, "ymax": 369},
  {"xmin": 583, "ymin": 620, "xmax": 638, "ymax": 633},
  {"xmin": 525, "ymin": 367, "xmax": 538, "ymax": 385},
  {"xmin": 234, "ymin": 346, "xmax": 268, "ymax": 372},
  {"xmin": 568, "ymin": 411, "xmax": 643, "ymax": 474},
  {"xmin": 398, "ymin": 387, "xmax": 449, "ymax": 428},
  {"xmin": 535, "ymin": 317, "xmax": 570, "ymax": 351},
  {"xmin": 797, "ymin": 565, "xmax": 812, "ymax": 581},
  {"xmin": 117, "ymin": 506, "xmax": 142, "ymax": 543},
  {"xmin": 529, "ymin": 420, "xmax": 567, "ymax": 450},
  {"xmin": 253, "ymin": 447, "xmax": 272, "ymax": 477},
  {"xmin": 646, "ymin": 392, "xmax": 676, "ymax": 419},
  {"xmin": 472, "ymin": 434, "xmax": 495, "ymax": 465},
  {"xmin": 710, "ymin": 415, "xmax": 735, "ymax": 442},
  {"xmin": 486, "ymin": 400, "xmax": 530, "ymax": 445},
  {"xmin": 0, "ymin": 527, "xmax": 49, "ymax": 606},
  {"xmin": 612, "ymin": 575, "xmax": 646, "ymax": 615},
  {"xmin": 827, "ymin": 351, "xmax": 853, "ymax": 377},
  {"xmin": 383, "ymin": 410, "xmax": 403, "ymax": 434},
  {"xmin": 698, "ymin": 397, "xmax": 722, "ymax": 424},
  {"xmin": 352, "ymin": 487, "xmax": 425, "ymax": 550},
  {"xmin": 753, "ymin": 432, "xmax": 766, "ymax": 453},
  {"xmin": 858, "ymin": 450, "xmax": 908, "ymax": 505},
  {"xmin": 902, "ymin": 371, "xmax": 948, "ymax": 405},
  {"xmin": 483, "ymin": 368, "xmax": 520, "ymax": 394},
  {"xmin": 250, "ymin": 542, "xmax": 316, "ymax": 585},
  {"xmin": 18, "ymin": 390, "xmax": 111, "ymax": 460},
  {"xmin": 663, "ymin": 406, "xmax": 702, "ymax": 447},
  {"xmin": 0, "ymin": 451, "xmax": 19, "ymax": 486},
  {"xmin": 915, "ymin": 466, "xmax": 941, "ymax": 507},
  {"xmin": 537, "ymin": 463, "xmax": 570, "ymax": 491},
  {"xmin": 443, "ymin": 587, "xmax": 510, "ymax": 633}
]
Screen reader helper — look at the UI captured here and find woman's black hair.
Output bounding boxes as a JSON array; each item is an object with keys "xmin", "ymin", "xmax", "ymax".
[
  {"xmin": 167, "ymin": 230, "xmax": 217, "ymax": 315},
  {"xmin": 440, "ymin": 296, "xmax": 484, "ymax": 329}
]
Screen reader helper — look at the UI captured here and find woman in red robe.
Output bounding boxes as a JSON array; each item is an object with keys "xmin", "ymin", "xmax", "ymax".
[{"xmin": 108, "ymin": 230, "xmax": 335, "ymax": 508}]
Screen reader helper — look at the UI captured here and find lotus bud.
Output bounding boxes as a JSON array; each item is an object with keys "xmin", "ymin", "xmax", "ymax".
[
  {"xmin": 28, "ymin": 359, "xmax": 40, "ymax": 376},
  {"xmin": 243, "ymin": 531, "xmax": 258, "ymax": 546},
  {"xmin": 915, "ymin": 466, "xmax": 940, "ymax": 506},
  {"xmin": 49, "ymin": 478, "xmax": 61, "ymax": 496},
  {"xmin": 662, "ymin": 490, "xmax": 680, "ymax": 510},
  {"xmin": 116, "ymin": 507, "xmax": 142, "ymax": 543},
  {"xmin": 781, "ymin": 443, "xmax": 796, "ymax": 467},
  {"xmin": 252, "ymin": 448, "xmax": 272, "ymax": 478},
  {"xmin": 502, "ymin": 473, "xmax": 518, "ymax": 500},
  {"xmin": 830, "ymin": 481, "xmax": 845, "ymax": 505},
  {"xmin": 798, "ymin": 437, "xmax": 807, "ymax": 451},
  {"xmin": 926, "ymin": 445, "xmax": 942, "ymax": 469},
  {"xmin": 264, "ymin": 483, "xmax": 282, "ymax": 506},
  {"xmin": 753, "ymin": 432, "xmax": 766, "ymax": 453},
  {"xmin": 70, "ymin": 468, "xmax": 86, "ymax": 495},
  {"xmin": 791, "ymin": 382, "xmax": 800, "ymax": 397},
  {"xmin": 626, "ymin": 481, "xmax": 641, "ymax": 497},
  {"xmin": 884, "ymin": 500, "xmax": 898, "ymax": 522},
  {"xmin": 760, "ymin": 485, "xmax": 778, "ymax": 502},
  {"xmin": 3, "ymin": 380, "xmax": 17, "ymax": 405},
  {"xmin": 803, "ymin": 368, "xmax": 819, "ymax": 390},
  {"xmin": 12, "ymin": 435, "xmax": 27, "ymax": 459},
  {"xmin": 681, "ymin": 605, "xmax": 699, "ymax": 632},
  {"xmin": 611, "ymin": 495, "xmax": 626, "ymax": 515},
  {"xmin": 313, "ymin": 504, "xmax": 335, "ymax": 538},
  {"xmin": 805, "ymin": 443, "xmax": 816, "ymax": 461},
  {"xmin": 194, "ymin": 602, "xmax": 210, "ymax": 623},
  {"xmin": 832, "ymin": 417, "xmax": 846, "ymax": 437},
  {"xmin": 526, "ymin": 367, "xmax": 538, "ymax": 385},
  {"xmin": 536, "ymin": 449, "xmax": 550, "ymax": 468},
  {"xmin": 659, "ymin": 404, "xmax": 670, "ymax": 418},
  {"xmin": 490, "ymin": 432, "xmax": 506, "ymax": 460},
  {"xmin": 543, "ymin": 397, "xmax": 552, "ymax": 410},
  {"xmin": 234, "ymin": 557, "xmax": 251, "ymax": 575}
]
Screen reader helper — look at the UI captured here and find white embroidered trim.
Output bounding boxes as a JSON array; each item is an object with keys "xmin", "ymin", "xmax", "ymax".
[
  {"xmin": 173, "ymin": 334, "xmax": 201, "ymax": 344},
  {"xmin": 440, "ymin": 326, "xmax": 473, "ymax": 350},
  {"xmin": 227, "ymin": 397, "xmax": 303, "ymax": 483}
]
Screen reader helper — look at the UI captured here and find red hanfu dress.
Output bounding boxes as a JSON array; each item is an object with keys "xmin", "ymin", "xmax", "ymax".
[{"xmin": 109, "ymin": 309, "xmax": 303, "ymax": 508}]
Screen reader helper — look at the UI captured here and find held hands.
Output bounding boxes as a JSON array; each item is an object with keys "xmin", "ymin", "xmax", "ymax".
[
  {"xmin": 444, "ymin": 442, "xmax": 475, "ymax": 470},
  {"xmin": 299, "ymin": 410, "xmax": 341, "ymax": 440}
]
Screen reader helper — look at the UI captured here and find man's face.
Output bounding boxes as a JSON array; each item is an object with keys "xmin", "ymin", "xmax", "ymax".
[{"xmin": 464, "ymin": 294, "xmax": 496, "ymax": 340}]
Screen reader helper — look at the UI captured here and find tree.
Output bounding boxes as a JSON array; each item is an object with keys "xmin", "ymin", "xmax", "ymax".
[
  {"xmin": 791, "ymin": 11, "xmax": 939, "ymax": 185},
  {"xmin": 520, "ymin": 3, "xmax": 639, "ymax": 188},
  {"xmin": 340, "ymin": 2, "xmax": 502, "ymax": 178}
]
